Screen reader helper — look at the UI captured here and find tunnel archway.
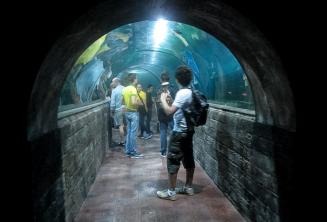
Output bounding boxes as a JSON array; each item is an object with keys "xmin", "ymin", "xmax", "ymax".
[
  {"xmin": 29, "ymin": 1, "xmax": 296, "ymax": 222},
  {"xmin": 27, "ymin": 0, "xmax": 295, "ymax": 141},
  {"xmin": 58, "ymin": 20, "xmax": 254, "ymax": 112}
]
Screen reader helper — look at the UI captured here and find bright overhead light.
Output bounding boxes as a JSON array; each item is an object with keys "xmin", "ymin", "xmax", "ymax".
[{"xmin": 153, "ymin": 19, "xmax": 168, "ymax": 47}]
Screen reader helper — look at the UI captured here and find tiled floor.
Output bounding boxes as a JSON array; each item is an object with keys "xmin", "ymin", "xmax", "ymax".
[{"xmin": 75, "ymin": 131, "xmax": 245, "ymax": 222}]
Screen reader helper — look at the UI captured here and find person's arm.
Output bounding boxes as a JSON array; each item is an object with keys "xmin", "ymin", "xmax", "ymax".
[
  {"xmin": 143, "ymin": 93, "xmax": 148, "ymax": 112},
  {"xmin": 121, "ymin": 94, "xmax": 126, "ymax": 112},
  {"xmin": 110, "ymin": 89, "xmax": 116, "ymax": 111},
  {"xmin": 131, "ymin": 95, "xmax": 142, "ymax": 106},
  {"xmin": 126, "ymin": 86, "xmax": 140, "ymax": 107},
  {"xmin": 160, "ymin": 92, "xmax": 177, "ymax": 115}
]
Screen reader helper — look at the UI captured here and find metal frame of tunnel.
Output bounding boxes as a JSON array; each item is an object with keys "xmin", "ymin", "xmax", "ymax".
[
  {"xmin": 106, "ymin": 49, "xmax": 185, "ymax": 82},
  {"xmin": 109, "ymin": 48, "xmax": 187, "ymax": 84}
]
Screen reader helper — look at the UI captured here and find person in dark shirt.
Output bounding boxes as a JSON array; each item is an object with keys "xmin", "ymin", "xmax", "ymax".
[
  {"xmin": 156, "ymin": 72, "xmax": 177, "ymax": 157},
  {"xmin": 145, "ymin": 84, "xmax": 154, "ymax": 135}
]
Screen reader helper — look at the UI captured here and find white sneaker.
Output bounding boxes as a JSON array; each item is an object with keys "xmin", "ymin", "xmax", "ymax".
[
  {"xmin": 175, "ymin": 187, "xmax": 194, "ymax": 195},
  {"xmin": 144, "ymin": 134, "xmax": 153, "ymax": 140},
  {"xmin": 156, "ymin": 189, "xmax": 177, "ymax": 201},
  {"xmin": 130, "ymin": 152, "xmax": 144, "ymax": 158}
]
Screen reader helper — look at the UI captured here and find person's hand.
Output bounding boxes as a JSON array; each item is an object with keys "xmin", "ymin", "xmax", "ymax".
[
  {"xmin": 160, "ymin": 92, "xmax": 168, "ymax": 104},
  {"xmin": 166, "ymin": 95, "xmax": 173, "ymax": 105}
]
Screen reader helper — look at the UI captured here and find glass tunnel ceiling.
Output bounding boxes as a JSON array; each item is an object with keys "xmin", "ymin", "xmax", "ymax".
[{"xmin": 59, "ymin": 20, "xmax": 255, "ymax": 111}]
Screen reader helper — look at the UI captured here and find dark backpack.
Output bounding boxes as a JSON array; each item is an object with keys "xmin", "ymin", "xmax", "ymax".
[{"xmin": 183, "ymin": 89, "xmax": 209, "ymax": 127}]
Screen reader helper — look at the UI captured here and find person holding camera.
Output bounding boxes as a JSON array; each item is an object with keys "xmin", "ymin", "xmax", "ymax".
[{"xmin": 157, "ymin": 66, "xmax": 195, "ymax": 201}]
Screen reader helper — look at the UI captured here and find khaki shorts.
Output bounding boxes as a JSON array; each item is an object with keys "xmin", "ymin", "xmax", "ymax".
[{"xmin": 113, "ymin": 110, "xmax": 124, "ymax": 127}]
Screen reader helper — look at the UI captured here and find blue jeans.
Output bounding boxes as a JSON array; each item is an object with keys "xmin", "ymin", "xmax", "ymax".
[
  {"xmin": 159, "ymin": 120, "xmax": 174, "ymax": 155},
  {"xmin": 146, "ymin": 108, "xmax": 152, "ymax": 133},
  {"xmin": 139, "ymin": 111, "xmax": 147, "ymax": 136},
  {"xmin": 125, "ymin": 112, "xmax": 139, "ymax": 154}
]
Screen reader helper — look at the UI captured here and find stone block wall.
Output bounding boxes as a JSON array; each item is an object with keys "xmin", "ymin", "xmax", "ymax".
[
  {"xmin": 58, "ymin": 104, "xmax": 109, "ymax": 221},
  {"xmin": 32, "ymin": 103, "xmax": 109, "ymax": 222},
  {"xmin": 193, "ymin": 107, "xmax": 294, "ymax": 222}
]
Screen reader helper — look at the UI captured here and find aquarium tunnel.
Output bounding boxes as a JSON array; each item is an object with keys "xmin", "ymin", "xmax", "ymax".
[{"xmin": 29, "ymin": 1, "xmax": 296, "ymax": 222}]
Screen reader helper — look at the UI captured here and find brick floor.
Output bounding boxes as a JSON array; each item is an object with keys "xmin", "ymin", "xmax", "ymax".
[{"xmin": 75, "ymin": 131, "xmax": 245, "ymax": 222}]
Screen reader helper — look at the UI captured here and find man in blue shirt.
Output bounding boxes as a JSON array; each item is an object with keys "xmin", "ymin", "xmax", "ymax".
[{"xmin": 110, "ymin": 77, "xmax": 125, "ymax": 146}]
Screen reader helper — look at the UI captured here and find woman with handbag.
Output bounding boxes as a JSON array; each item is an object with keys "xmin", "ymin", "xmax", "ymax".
[{"xmin": 136, "ymin": 84, "xmax": 153, "ymax": 140}]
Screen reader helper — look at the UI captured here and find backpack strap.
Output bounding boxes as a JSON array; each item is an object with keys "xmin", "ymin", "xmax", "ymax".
[
  {"xmin": 182, "ymin": 88, "xmax": 194, "ymax": 130},
  {"xmin": 137, "ymin": 90, "xmax": 147, "ymax": 113}
]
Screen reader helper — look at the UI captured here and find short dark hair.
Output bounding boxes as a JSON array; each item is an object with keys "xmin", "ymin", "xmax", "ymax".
[
  {"xmin": 127, "ymin": 73, "xmax": 137, "ymax": 83},
  {"xmin": 160, "ymin": 71, "xmax": 170, "ymax": 82},
  {"xmin": 175, "ymin": 66, "xmax": 192, "ymax": 86},
  {"xmin": 147, "ymin": 84, "xmax": 153, "ymax": 89}
]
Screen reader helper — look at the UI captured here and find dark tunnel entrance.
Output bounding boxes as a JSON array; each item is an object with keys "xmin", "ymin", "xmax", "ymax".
[{"xmin": 29, "ymin": 1, "xmax": 296, "ymax": 222}]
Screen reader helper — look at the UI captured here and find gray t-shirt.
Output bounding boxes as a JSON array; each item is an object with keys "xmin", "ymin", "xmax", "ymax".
[
  {"xmin": 110, "ymin": 84, "xmax": 125, "ymax": 111},
  {"xmin": 172, "ymin": 88, "xmax": 193, "ymax": 132}
]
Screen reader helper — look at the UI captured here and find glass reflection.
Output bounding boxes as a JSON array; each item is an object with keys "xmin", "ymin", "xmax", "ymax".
[{"xmin": 59, "ymin": 20, "xmax": 254, "ymax": 112}]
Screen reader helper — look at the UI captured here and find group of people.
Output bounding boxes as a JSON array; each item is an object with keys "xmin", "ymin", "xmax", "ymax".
[
  {"xmin": 110, "ymin": 65, "xmax": 197, "ymax": 201},
  {"xmin": 109, "ymin": 76, "xmax": 154, "ymax": 151},
  {"xmin": 109, "ymin": 71, "xmax": 177, "ymax": 159}
]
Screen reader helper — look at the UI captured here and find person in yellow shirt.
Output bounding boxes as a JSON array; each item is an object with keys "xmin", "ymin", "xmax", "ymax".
[
  {"xmin": 137, "ymin": 84, "xmax": 153, "ymax": 140},
  {"xmin": 121, "ymin": 73, "xmax": 144, "ymax": 158}
]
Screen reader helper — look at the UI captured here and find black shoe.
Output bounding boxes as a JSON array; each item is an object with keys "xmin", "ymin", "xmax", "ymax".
[{"xmin": 118, "ymin": 142, "xmax": 125, "ymax": 146}]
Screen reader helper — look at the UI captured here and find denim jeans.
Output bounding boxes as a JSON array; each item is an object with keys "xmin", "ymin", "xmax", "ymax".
[
  {"xmin": 125, "ymin": 112, "xmax": 139, "ymax": 154},
  {"xmin": 139, "ymin": 111, "xmax": 147, "ymax": 136},
  {"xmin": 145, "ymin": 108, "xmax": 152, "ymax": 133},
  {"xmin": 159, "ymin": 120, "xmax": 174, "ymax": 154}
]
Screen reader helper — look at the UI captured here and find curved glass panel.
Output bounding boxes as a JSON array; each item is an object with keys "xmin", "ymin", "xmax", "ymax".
[{"xmin": 59, "ymin": 20, "xmax": 254, "ymax": 112}]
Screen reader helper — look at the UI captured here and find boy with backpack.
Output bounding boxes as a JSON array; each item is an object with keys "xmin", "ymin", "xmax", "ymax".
[{"xmin": 156, "ymin": 65, "xmax": 208, "ymax": 201}]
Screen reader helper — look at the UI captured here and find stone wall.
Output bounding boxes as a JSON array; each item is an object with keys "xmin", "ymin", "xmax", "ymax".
[
  {"xmin": 32, "ymin": 103, "xmax": 109, "ymax": 222},
  {"xmin": 193, "ymin": 107, "xmax": 294, "ymax": 222}
]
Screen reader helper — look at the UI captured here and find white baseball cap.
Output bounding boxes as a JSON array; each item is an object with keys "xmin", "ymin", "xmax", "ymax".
[{"xmin": 161, "ymin": 82, "xmax": 169, "ymax": 86}]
